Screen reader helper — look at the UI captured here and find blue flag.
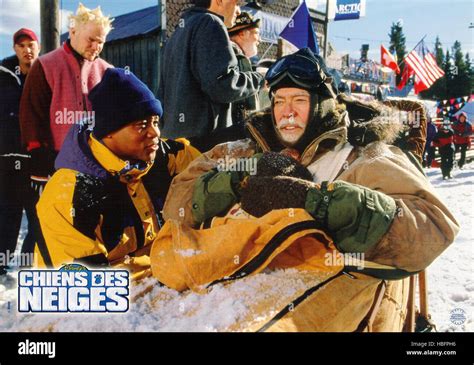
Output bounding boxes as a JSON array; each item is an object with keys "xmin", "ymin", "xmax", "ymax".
[{"xmin": 279, "ymin": 1, "xmax": 319, "ymax": 55}]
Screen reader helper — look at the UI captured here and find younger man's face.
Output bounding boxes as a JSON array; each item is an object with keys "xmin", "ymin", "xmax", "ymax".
[
  {"xmin": 13, "ymin": 38, "xmax": 40, "ymax": 70},
  {"xmin": 105, "ymin": 116, "xmax": 161, "ymax": 163},
  {"xmin": 221, "ymin": 0, "xmax": 241, "ymax": 27},
  {"xmin": 70, "ymin": 22, "xmax": 107, "ymax": 61}
]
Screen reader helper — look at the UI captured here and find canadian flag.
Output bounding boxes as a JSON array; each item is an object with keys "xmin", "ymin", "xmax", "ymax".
[{"xmin": 381, "ymin": 45, "xmax": 400, "ymax": 74}]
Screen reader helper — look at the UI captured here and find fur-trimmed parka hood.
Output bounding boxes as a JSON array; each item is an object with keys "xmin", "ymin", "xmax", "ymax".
[{"xmin": 245, "ymin": 94, "xmax": 407, "ymax": 166}]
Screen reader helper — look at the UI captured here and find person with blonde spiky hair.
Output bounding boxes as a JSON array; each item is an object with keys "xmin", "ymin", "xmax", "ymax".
[
  {"xmin": 69, "ymin": 3, "xmax": 113, "ymax": 31},
  {"xmin": 18, "ymin": 3, "xmax": 113, "ymax": 254},
  {"xmin": 68, "ymin": 3, "xmax": 113, "ymax": 61}
]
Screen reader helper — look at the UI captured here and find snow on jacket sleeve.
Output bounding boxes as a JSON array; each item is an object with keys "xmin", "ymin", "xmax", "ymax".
[
  {"xmin": 35, "ymin": 138, "xmax": 201, "ymax": 270},
  {"xmin": 35, "ymin": 169, "xmax": 109, "ymax": 268},
  {"xmin": 190, "ymin": 16, "xmax": 264, "ymax": 105}
]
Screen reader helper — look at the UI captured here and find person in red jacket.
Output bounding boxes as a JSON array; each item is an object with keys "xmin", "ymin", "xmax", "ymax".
[
  {"xmin": 433, "ymin": 120, "xmax": 455, "ymax": 179},
  {"xmin": 19, "ymin": 3, "xmax": 113, "ymax": 195},
  {"xmin": 17, "ymin": 5, "xmax": 113, "ymax": 263},
  {"xmin": 452, "ymin": 112, "xmax": 472, "ymax": 169}
]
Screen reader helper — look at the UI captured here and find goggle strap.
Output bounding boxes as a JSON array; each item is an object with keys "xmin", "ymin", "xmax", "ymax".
[{"xmin": 269, "ymin": 72, "xmax": 336, "ymax": 98}]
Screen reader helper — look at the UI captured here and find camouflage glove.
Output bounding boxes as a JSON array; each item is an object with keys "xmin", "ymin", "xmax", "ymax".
[
  {"xmin": 305, "ymin": 181, "xmax": 397, "ymax": 253},
  {"xmin": 191, "ymin": 151, "xmax": 313, "ymax": 224},
  {"xmin": 191, "ymin": 153, "xmax": 262, "ymax": 225}
]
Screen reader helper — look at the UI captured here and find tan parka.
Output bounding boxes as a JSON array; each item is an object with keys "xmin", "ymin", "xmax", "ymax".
[{"xmin": 153, "ymin": 100, "xmax": 459, "ymax": 332}]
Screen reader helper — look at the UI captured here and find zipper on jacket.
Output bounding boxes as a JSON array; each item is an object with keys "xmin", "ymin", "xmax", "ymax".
[
  {"xmin": 257, "ymin": 269, "xmax": 348, "ymax": 332},
  {"xmin": 207, "ymin": 220, "xmax": 323, "ymax": 287}
]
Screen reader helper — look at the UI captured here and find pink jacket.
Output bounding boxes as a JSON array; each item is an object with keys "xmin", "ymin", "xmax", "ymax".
[{"xmin": 39, "ymin": 42, "xmax": 111, "ymax": 151}]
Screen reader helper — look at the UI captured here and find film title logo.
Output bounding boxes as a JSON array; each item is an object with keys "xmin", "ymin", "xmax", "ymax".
[{"xmin": 18, "ymin": 264, "xmax": 129, "ymax": 313}]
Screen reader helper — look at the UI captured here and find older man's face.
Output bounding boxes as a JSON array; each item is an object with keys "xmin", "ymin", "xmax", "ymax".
[
  {"xmin": 236, "ymin": 27, "xmax": 260, "ymax": 58},
  {"xmin": 273, "ymin": 88, "xmax": 311, "ymax": 146},
  {"xmin": 70, "ymin": 22, "xmax": 107, "ymax": 61}
]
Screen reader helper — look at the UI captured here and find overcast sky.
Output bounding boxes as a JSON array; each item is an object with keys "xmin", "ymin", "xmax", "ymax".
[{"xmin": 1, "ymin": 0, "xmax": 472, "ymax": 60}]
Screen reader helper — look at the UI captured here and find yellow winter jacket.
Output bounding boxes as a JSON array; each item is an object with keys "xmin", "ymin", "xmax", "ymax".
[
  {"xmin": 152, "ymin": 207, "xmax": 341, "ymax": 292},
  {"xmin": 151, "ymin": 205, "xmax": 411, "ymax": 332},
  {"xmin": 35, "ymin": 126, "xmax": 200, "ymax": 279}
]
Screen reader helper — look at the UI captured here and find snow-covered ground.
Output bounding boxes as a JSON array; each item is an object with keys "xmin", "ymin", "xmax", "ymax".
[
  {"xmin": 423, "ymin": 162, "xmax": 473, "ymax": 332},
  {"xmin": 0, "ymin": 268, "xmax": 331, "ymax": 332},
  {"xmin": 0, "ymin": 162, "xmax": 472, "ymax": 332}
]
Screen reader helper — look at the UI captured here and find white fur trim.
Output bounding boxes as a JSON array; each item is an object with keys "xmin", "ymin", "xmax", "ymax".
[{"xmin": 307, "ymin": 142, "xmax": 353, "ymax": 184}]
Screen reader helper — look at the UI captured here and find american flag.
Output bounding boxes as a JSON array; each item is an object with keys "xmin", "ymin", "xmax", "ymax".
[{"xmin": 402, "ymin": 41, "xmax": 445, "ymax": 93}]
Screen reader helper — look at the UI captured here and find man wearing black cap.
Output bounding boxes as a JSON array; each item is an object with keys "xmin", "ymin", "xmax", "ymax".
[
  {"xmin": 160, "ymin": 48, "xmax": 458, "ymax": 331},
  {"xmin": 34, "ymin": 69, "xmax": 200, "ymax": 278},
  {"xmin": 0, "ymin": 28, "xmax": 40, "ymax": 275},
  {"xmin": 228, "ymin": 11, "xmax": 262, "ymax": 124}
]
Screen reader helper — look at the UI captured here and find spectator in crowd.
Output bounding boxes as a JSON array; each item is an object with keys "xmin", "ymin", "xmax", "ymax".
[
  {"xmin": 452, "ymin": 112, "xmax": 472, "ymax": 169},
  {"xmin": 19, "ymin": 3, "xmax": 113, "ymax": 201},
  {"xmin": 159, "ymin": 0, "xmax": 264, "ymax": 153},
  {"xmin": 228, "ymin": 11, "xmax": 262, "ymax": 124},
  {"xmin": 433, "ymin": 120, "xmax": 455, "ymax": 179},
  {"xmin": 423, "ymin": 116, "xmax": 438, "ymax": 168},
  {"xmin": 0, "ymin": 28, "xmax": 40, "ymax": 274}
]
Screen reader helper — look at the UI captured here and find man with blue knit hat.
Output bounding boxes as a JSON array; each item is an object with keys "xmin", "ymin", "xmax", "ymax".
[{"xmin": 34, "ymin": 68, "xmax": 200, "ymax": 278}]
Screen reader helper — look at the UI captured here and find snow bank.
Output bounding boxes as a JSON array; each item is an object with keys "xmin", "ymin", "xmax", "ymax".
[{"xmin": 0, "ymin": 268, "xmax": 329, "ymax": 332}]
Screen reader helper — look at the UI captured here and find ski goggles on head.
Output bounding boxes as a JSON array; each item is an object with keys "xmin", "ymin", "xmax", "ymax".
[{"xmin": 265, "ymin": 48, "xmax": 334, "ymax": 96}]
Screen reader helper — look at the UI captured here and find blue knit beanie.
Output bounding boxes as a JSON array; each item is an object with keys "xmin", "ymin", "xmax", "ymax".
[{"xmin": 89, "ymin": 68, "xmax": 163, "ymax": 139}]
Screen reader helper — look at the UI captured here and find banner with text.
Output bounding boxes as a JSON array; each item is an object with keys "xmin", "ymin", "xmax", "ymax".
[{"xmin": 328, "ymin": 0, "xmax": 366, "ymax": 21}]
